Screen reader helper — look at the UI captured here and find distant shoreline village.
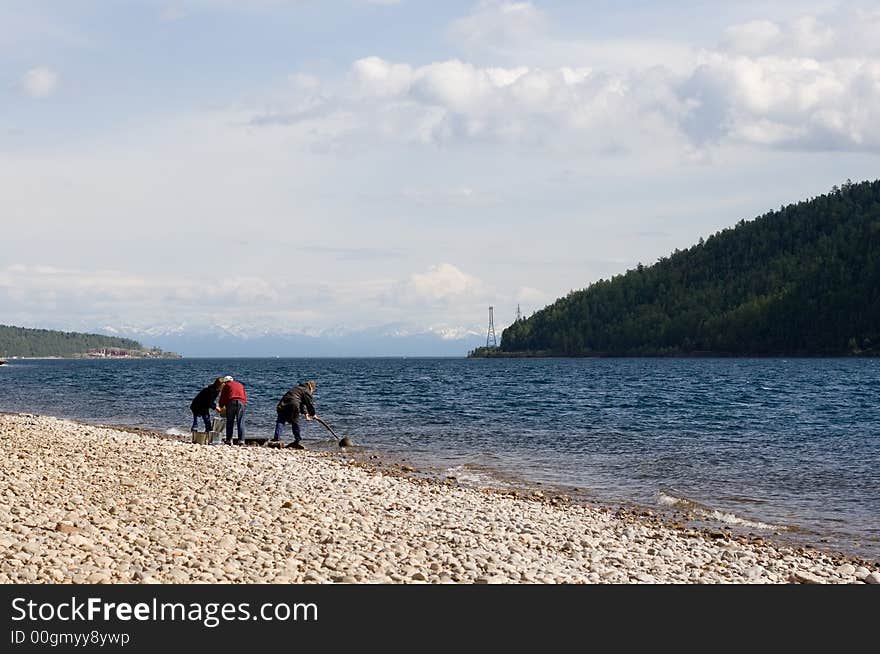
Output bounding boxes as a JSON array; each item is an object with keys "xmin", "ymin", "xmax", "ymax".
[
  {"xmin": 0, "ymin": 325, "xmax": 180, "ymax": 359},
  {"xmin": 74, "ymin": 347, "xmax": 181, "ymax": 359},
  {"xmin": 2, "ymin": 348, "xmax": 181, "ymax": 361}
]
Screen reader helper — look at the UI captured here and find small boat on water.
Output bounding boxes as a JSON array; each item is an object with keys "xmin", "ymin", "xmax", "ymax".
[{"xmin": 0, "ymin": 360, "xmax": 6, "ymax": 366}]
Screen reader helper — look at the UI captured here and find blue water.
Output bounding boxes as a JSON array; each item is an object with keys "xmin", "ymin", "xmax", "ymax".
[{"xmin": 1, "ymin": 357, "xmax": 878, "ymax": 560}]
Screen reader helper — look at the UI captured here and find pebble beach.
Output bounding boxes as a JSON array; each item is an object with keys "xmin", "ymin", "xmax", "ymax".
[{"xmin": 1, "ymin": 412, "xmax": 878, "ymax": 584}]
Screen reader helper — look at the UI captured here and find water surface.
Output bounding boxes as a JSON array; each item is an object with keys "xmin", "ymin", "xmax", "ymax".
[{"xmin": 2, "ymin": 357, "xmax": 877, "ymax": 559}]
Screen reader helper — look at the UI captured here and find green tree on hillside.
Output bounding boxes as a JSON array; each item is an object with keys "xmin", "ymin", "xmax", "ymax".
[
  {"xmin": 496, "ymin": 179, "xmax": 880, "ymax": 357},
  {"xmin": 0, "ymin": 325, "xmax": 145, "ymax": 357}
]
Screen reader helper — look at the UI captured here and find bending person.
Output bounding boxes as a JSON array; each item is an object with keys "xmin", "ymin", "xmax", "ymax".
[
  {"xmin": 190, "ymin": 377, "xmax": 223, "ymax": 434},
  {"xmin": 274, "ymin": 380, "xmax": 317, "ymax": 449},
  {"xmin": 218, "ymin": 375, "xmax": 247, "ymax": 445}
]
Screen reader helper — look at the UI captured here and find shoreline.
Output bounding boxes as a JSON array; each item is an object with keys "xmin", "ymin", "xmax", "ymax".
[
  {"xmin": 4, "ymin": 410, "xmax": 879, "ymax": 567},
  {"xmin": 302, "ymin": 443, "xmax": 880, "ymax": 567},
  {"xmin": 35, "ymin": 414, "xmax": 860, "ymax": 562},
  {"xmin": 467, "ymin": 350, "xmax": 880, "ymax": 358},
  {"xmin": 1, "ymin": 411, "xmax": 878, "ymax": 584}
]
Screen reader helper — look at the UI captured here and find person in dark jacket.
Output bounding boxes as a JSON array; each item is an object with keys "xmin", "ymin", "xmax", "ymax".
[
  {"xmin": 218, "ymin": 375, "xmax": 248, "ymax": 445},
  {"xmin": 190, "ymin": 378, "xmax": 223, "ymax": 434},
  {"xmin": 274, "ymin": 380, "xmax": 317, "ymax": 449}
]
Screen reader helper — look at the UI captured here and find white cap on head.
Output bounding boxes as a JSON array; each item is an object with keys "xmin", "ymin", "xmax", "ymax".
[{"xmin": 221, "ymin": 375, "xmax": 234, "ymax": 382}]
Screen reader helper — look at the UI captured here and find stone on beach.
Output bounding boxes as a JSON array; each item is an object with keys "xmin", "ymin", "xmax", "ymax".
[{"xmin": 0, "ymin": 413, "xmax": 872, "ymax": 585}]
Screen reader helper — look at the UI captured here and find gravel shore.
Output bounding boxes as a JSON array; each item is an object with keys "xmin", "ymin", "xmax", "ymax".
[{"xmin": 1, "ymin": 413, "xmax": 877, "ymax": 584}]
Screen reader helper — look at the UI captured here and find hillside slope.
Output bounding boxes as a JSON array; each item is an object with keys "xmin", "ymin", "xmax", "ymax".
[
  {"xmin": 0, "ymin": 325, "xmax": 176, "ymax": 358},
  {"xmin": 497, "ymin": 179, "xmax": 880, "ymax": 356}
]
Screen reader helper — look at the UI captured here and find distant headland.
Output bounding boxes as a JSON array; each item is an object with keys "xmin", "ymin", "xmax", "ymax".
[
  {"xmin": 0, "ymin": 325, "xmax": 181, "ymax": 359},
  {"xmin": 472, "ymin": 179, "xmax": 880, "ymax": 358}
]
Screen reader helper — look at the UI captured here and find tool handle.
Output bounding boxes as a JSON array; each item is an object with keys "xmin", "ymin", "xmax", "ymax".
[{"xmin": 313, "ymin": 416, "xmax": 339, "ymax": 438}]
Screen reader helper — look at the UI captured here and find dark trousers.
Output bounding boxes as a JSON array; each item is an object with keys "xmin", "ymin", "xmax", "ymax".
[
  {"xmin": 191, "ymin": 412, "xmax": 211, "ymax": 432},
  {"xmin": 273, "ymin": 415, "xmax": 301, "ymax": 442},
  {"xmin": 225, "ymin": 400, "xmax": 246, "ymax": 443}
]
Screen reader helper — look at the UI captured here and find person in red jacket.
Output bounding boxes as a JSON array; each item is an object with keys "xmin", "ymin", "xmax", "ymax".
[{"xmin": 218, "ymin": 375, "xmax": 247, "ymax": 445}]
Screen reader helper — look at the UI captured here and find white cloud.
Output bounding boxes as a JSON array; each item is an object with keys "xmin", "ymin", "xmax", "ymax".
[
  {"xmin": 450, "ymin": 0, "xmax": 697, "ymax": 73},
  {"xmin": 721, "ymin": 10, "xmax": 880, "ymax": 58},
  {"xmin": 252, "ymin": 57, "xmax": 687, "ymax": 153},
  {"xmin": 248, "ymin": 7, "xmax": 880, "ymax": 155},
  {"xmin": 789, "ymin": 15, "xmax": 836, "ymax": 53},
  {"xmin": 723, "ymin": 20, "xmax": 783, "ymax": 55},
  {"xmin": 0, "ymin": 261, "xmax": 492, "ymax": 336},
  {"xmin": 405, "ymin": 263, "xmax": 486, "ymax": 302},
  {"xmin": 682, "ymin": 52, "xmax": 880, "ymax": 150},
  {"xmin": 0, "ymin": 263, "xmax": 335, "ymax": 335},
  {"xmin": 352, "ymin": 56, "xmax": 414, "ymax": 97},
  {"xmin": 21, "ymin": 66, "xmax": 58, "ymax": 98},
  {"xmin": 413, "ymin": 264, "xmax": 474, "ymax": 297},
  {"xmin": 0, "ymin": 265, "xmax": 279, "ymax": 311},
  {"xmin": 450, "ymin": 0, "xmax": 547, "ymax": 51},
  {"xmin": 371, "ymin": 264, "xmax": 494, "ymax": 321}
]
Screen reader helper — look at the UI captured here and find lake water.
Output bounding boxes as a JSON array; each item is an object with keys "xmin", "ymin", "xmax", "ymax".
[{"xmin": 1, "ymin": 357, "xmax": 878, "ymax": 560}]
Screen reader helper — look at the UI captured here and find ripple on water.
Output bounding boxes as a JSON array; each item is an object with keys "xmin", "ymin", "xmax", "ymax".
[{"xmin": 1, "ymin": 357, "xmax": 879, "ymax": 558}]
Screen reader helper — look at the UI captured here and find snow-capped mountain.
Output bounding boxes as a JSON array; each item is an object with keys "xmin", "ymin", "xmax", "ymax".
[{"xmin": 98, "ymin": 322, "xmax": 487, "ymax": 357}]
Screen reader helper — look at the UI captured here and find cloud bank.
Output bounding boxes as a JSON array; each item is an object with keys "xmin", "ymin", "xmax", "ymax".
[
  {"xmin": 248, "ymin": 7, "xmax": 880, "ymax": 154},
  {"xmin": 0, "ymin": 262, "xmax": 501, "ymax": 337}
]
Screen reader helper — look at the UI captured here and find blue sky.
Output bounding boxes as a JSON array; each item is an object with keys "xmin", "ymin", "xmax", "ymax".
[{"xmin": 2, "ymin": 1, "xmax": 880, "ymax": 353}]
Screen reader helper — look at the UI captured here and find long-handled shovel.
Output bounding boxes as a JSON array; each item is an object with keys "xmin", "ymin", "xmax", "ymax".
[{"xmin": 313, "ymin": 416, "xmax": 353, "ymax": 448}]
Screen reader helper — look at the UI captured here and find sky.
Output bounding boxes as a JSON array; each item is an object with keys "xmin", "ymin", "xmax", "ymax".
[{"xmin": 2, "ymin": 0, "xmax": 880, "ymax": 354}]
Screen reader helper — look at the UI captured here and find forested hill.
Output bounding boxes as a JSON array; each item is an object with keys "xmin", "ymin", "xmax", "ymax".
[
  {"xmin": 494, "ymin": 179, "xmax": 880, "ymax": 357},
  {"xmin": 0, "ymin": 325, "xmax": 174, "ymax": 358}
]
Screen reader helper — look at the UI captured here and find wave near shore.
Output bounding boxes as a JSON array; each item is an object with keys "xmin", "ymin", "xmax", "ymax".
[{"xmin": 1, "ymin": 413, "xmax": 878, "ymax": 584}]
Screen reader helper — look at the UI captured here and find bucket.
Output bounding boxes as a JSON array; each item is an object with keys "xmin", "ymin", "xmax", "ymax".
[
  {"xmin": 209, "ymin": 416, "xmax": 226, "ymax": 444},
  {"xmin": 192, "ymin": 431, "xmax": 209, "ymax": 445}
]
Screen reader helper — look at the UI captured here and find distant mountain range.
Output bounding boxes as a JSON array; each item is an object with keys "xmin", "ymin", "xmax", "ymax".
[
  {"xmin": 103, "ymin": 324, "xmax": 486, "ymax": 357},
  {"xmin": 479, "ymin": 179, "xmax": 880, "ymax": 357}
]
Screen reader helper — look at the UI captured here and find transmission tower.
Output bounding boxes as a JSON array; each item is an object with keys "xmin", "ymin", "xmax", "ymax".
[
  {"xmin": 515, "ymin": 304, "xmax": 522, "ymax": 322},
  {"xmin": 486, "ymin": 306, "xmax": 497, "ymax": 347}
]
